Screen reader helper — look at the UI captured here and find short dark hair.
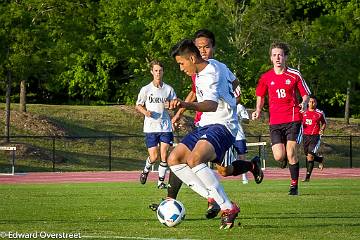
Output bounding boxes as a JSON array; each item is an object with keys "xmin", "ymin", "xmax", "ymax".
[
  {"xmin": 194, "ymin": 29, "xmax": 216, "ymax": 47},
  {"xmin": 309, "ymin": 94, "xmax": 317, "ymax": 102},
  {"xmin": 149, "ymin": 60, "xmax": 163, "ymax": 70},
  {"xmin": 170, "ymin": 39, "xmax": 202, "ymax": 59},
  {"xmin": 269, "ymin": 41, "xmax": 290, "ymax": 56}
]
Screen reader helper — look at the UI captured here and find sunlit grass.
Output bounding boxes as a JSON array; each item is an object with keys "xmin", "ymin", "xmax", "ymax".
[{"xmin": 0, "ymin": 179, "xmax": 359, "ymax": 240}]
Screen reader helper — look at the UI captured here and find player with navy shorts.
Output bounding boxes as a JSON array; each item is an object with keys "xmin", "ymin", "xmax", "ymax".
[
  {"xmin": 150, "ymin": 30, "xmax": 262, "ymax": 221},
  {"xmin": 302, "ymin": 95, "xmax": 327, "ymax": 182},
  {"xmin": 252, "ymin": 41, "xmax": 311, "ymax": 195},
  {"xmin": 135, "ymin": 60, "xmax": 177, "ymax": 189},
  {"xmin": 168, "ymin": 39, "xmax": 240, "ymax": 229}
]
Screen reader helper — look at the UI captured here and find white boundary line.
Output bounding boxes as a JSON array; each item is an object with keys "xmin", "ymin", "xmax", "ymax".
[{"xmin": 82, "ymin": 236, "xmax": 198, "ymax": 240}]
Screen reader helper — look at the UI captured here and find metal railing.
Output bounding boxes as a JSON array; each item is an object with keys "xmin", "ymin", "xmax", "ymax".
[{"xmin": 0, "ymin": 135, "xmax": 359, "ymax": 173}]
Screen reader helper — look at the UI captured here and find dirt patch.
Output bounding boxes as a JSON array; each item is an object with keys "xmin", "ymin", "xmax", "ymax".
[
  {"xmin": 1, "ymin": 110, "xmax": 67, "ymax": 162},
  {"xmin": 1, "ymin": 109, "xmax": 66, "ymax": 136}
]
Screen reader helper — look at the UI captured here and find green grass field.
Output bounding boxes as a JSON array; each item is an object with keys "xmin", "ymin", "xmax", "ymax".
[{"xmin": 1, "ymin": 179, "xmax": 360, "ymax": 240}]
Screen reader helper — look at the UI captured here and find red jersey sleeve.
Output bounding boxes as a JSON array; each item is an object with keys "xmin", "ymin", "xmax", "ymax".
[
  {"xmin": 191, "ymin": 74, "xmax": 196, "ymax": 93},
  {"xmin": 295, "ymin": 72, "xmax": 311, "ymax": 97}
]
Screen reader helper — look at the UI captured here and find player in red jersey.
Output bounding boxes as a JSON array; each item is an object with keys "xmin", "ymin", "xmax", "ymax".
[
  {"xmin": 252, "ymin": 41, "xmax": 311, "ymax": 195},
  {"xmin": 301, "ymin": 95, "xmax": 327, "ymax": 182}
]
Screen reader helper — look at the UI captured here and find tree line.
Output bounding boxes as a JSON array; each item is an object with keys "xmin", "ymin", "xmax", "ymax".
[{"xmin": 1, "ymin": 0, "xmax": 359, "ymax": 119}]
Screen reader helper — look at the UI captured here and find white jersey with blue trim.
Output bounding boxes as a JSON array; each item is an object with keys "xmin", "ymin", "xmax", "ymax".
[
  {"xmin": 195, "ymin": 59, "xmax": 238, "ymax": 137},
  {"xmin": 235, "ymin": 104, "xmax": 248, "ymax": 141},
  {"xmin": 136, "ymin": 81, "xmax": 177, "ymax": 133}
]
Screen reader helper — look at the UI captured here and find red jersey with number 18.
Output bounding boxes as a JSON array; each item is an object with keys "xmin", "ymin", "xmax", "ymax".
[{"xmin": 256, "ymin": 67, "xmax": 311, "ymax": 125}]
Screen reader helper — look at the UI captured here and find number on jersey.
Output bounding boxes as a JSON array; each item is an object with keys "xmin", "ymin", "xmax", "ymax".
[{"xmin": 276, "ymin": 89, "xmax": 286, "ymax": 98}]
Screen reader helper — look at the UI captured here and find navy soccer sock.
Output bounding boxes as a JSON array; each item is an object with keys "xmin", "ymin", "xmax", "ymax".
[{"xmin": 167, "ymin": 170, "xmax": 183, "ymax": 199}]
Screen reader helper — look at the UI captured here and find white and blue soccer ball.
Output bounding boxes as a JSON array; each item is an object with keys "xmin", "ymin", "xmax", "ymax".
[{"xmin": 156, "ymin": 198, "xmax": 186, "ymax": 227}]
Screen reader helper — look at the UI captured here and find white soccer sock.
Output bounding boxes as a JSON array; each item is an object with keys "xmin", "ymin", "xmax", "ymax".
[
  {"xmin": 158, "ymin": 161, "xmax": 168, "ymax": 182},
  {"xmin": 242, "ymin": 173, "xmax": 248, "ymax": 181},
  {"xmin": 192, "ymin": 163, "xmax": 233, "ymax": 210},
  {"xmin": 143, "ymin": 157, "xmax": 153, "ymax": 173},
  {"xmin": 170, "ymin": 164, "xmax": 209, "ymax": 199}
]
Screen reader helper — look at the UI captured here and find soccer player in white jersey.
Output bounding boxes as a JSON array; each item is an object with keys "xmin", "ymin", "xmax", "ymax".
[
  {"xmin": 135, "ymin": 60, "xmax": 177, "ymax": 189},
  {"xmin": 168, "ymin": 39, "xmax": 240, "ymax": 229},
  {"xmin": 149, "ymin": 29, "xmax": 263, "ymax": 220}
]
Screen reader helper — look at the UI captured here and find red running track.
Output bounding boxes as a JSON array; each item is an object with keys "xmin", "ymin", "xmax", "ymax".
[{"xmin": 0, "ymin": 168, "xmax": 359, "ymax": 184}]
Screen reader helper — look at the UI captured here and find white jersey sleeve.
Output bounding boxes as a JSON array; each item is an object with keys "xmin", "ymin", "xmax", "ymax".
[{"xmin": 196, "ymin": 59, "xmax": 239, "ymax": 137}]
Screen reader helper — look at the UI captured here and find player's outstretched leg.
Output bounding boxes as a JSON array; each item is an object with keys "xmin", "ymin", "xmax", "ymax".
[
  {"xmin": 251, "ymin": 156, "xmax": 264, "ymax": 184},
  {"xmin": 220, "ymin": 202, "xmax": 240, "ymax": 229}
]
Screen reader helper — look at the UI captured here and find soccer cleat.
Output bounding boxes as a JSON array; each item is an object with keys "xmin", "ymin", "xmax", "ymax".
[
  {"xmin": 219, "ymin": 202, "xmax": 240, "ymax": 229},
  {"xmin": 205, "ymin": 198, "xmax": 221, "ymax": 219},
  {"xmin": 149, "ymin": 203, "xmax": 159, "ymax": 211},
  {"xmin": 242, "ymin": 180, "xmax": 249, "ymax": 184},
  {"xmin": 301, "ymin": 178, "xmax": 310, "ymax": 182},
  {"xmin": 140, "ymin": 171, "xmax": 149, "ymax": 184},
  {"xmin": 288, "ymin": 185, "xmax": 298, "ymax": 195},
  {"xmin": 157, "ymin": 182, "xmax": 167, "ymax": 189},
  {"xmin": 251, "ymin": 156, "xmax": 264, "ymax": 184},
  {"xmin": 149, "ymin": 197, "xmax": 171, "ymax": 211}
]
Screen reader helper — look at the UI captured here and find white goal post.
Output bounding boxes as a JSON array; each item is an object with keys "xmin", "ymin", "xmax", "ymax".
[
  {"xmin": 0, "ymin": 146, "xmax": 16, "ymax": 175},
  {"xmin": 246, "ymin": 142, "xmax": 267, "ymax": 170}
]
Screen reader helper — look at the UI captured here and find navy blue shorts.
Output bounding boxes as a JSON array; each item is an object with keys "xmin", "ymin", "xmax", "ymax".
[
  {"xmin": 145, "ymin": 132, "xmax": 174, "ymax": 148},
  {"xmin": 233, "ymin": 139, "xmax": 248, "ymax": 155},
  {"xmin": 181, "ymin": 124, "xmax": 235, "ymax": 164}
]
